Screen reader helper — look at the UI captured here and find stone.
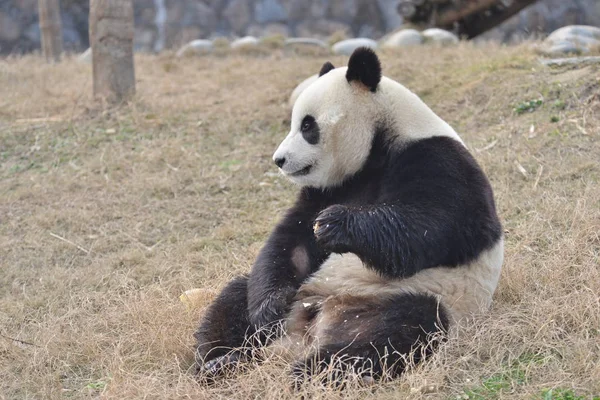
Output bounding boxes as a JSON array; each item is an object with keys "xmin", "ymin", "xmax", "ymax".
[
  {"xmin": 332, "ymin": 38, "xmax": 378, "ymax": 55},
  {"xmin": 382, "ymin": 29, "xmax": 424, "ymax": 48},
  {"xmin": 283, "ymin": 37, "xmax": 329, "ymax": 55},
  {"xmin": 191, "ymin": 2, "xmax": 218, "ymax": 37},
  {"xmin": 328, "ymin": 0, "xmax": 358, "ymax": 24},
  {"xmin": 254, "ymin": 0, "xmax": 287, "ymax": 24},
  {"xmin": 223, "ymin": 0, "xmax": 252, "ymax": 35},
  {"xmin": 78, "ymin": 47, "xmax": 92, "ymax": 63},
  {"xmin": 247, "ymin": 23, "xmax": 289, "ymax": 38},
  {"xmin": 0, "ymin": 12, "xmax": 22, "ymax": 42},
  {"xmin": 231, "ymin": 36, "xmax": 259, "ymax": 49},
  {"xmin": 134, "ymin": 27, "xmax": 155, "ymax": 52},
  {"xmin": 296, "ymin": 19, "xmax": 351, "ymax": 38},
  {"xmin": 422, "ymin": 28, "xmax": 459, "ymax": 46},
  {"xmin": 376, "ymin": 0, "xmax": 402, "ymax": 31},
  {"xmin": 540, "ymin": 25, "xmax": 600, "ymax": 55},
  {"xmin": 176, "ymin": 39, "xmax": 214, "ymax": 57},
  {"xmin": 284, "ymin": 37, "xmax": 328, "ymax": 49},
  {"xmin": 353, "ymin": 0, "xmax": 385, "ymax": 36},
  {"xmin": 289, "ymin": 74, "xmax": 319, "ymax": 108},
  {"xmin": 287, "ymin": 0, "xmax": 327, "ymax": 21}
]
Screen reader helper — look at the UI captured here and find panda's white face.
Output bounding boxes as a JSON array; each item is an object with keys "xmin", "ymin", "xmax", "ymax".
[{"xmin": 273, "ymin": 67, "xmax": 379, "ymax": 188}]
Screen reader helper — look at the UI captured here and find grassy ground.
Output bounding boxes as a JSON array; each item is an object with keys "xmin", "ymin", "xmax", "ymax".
[{"xmin": 1, "ymin": 43, "xmax": 599, "ymax": 399}]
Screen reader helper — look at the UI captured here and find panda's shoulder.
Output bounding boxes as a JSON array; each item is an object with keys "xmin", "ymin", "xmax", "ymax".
[{"xmin": 389, "ymin": 136, "xmax": 485, "ymax": 181}]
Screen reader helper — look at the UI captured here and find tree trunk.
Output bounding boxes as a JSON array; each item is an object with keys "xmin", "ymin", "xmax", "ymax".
[
  {"xmin": 89, "ymin": 0, "xmax": 136, "ymax": 103},
  {"xmin": 38, "ymin": 0, "xmax": 63, "ymax": 62}
]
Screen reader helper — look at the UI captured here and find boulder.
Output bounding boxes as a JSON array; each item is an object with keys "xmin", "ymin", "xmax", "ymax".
[
  {"xmin": 231, "ymin": 36, "xmax": 260, "ymax": 49},
  {"xmin": 540, "ymin": 25, "xmax": 600, "ymax": 55},
  {"xmin": 284, "ymin": 37, "xmax": 328, "ymax": 49},
  {"xmin": 332, "ymin": 37, "xmax": 378, "ymax": 55},
  {"xmin": 289, "ymin": 74, "xmax": 319, "ymax": 108},
  {"xmin": 0, "ymin": 12, "xmax": 22, "ymax": 42},
  {"xmin": 176, "ymin": 39, "xmax": 214, "ymax": 57},
  {"xmin": 328, "ymin": 0, "xmax": 358, "ymax": 24},
  {"xmin": 283, "ymin": 37, "xmax": 329, "ymax": 56},
  {"xmin": 422, "ymin": 28, "xmax": 459, "ymax": 46},
  {"xmin": 78, "ymin": 47, "xmax": 92, "ymax": 63},
  {"xmin": 254, "ymin": 0, "xmax": 287, "ymax": 24},
  {"xmin": 247, "ymin": 23, "xmax": 289, "ymax": 38},
  {"xmin": 296, "ymin": 19, "xmax": 351, "ymax": 38},
  {"xmin": 223, "ymin": 0, "xmax": 252, "ymax": 35},
  {"xmin": 382, "ymin": 29, "xmax": 424, "ymax": 48},
  {"xmin": 376, "ymin": 0, "xmax": 403, "ymax": 31}
]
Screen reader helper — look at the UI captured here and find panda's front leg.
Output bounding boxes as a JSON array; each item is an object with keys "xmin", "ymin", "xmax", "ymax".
[{"xmin": 313, "ymin": 203, "xmax": 414, "ymax": 278}]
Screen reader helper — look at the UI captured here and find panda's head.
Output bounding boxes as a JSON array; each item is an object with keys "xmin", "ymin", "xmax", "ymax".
[{"xmin": 273, "ymin": 47, "xmax": 384, "ymax": 188}]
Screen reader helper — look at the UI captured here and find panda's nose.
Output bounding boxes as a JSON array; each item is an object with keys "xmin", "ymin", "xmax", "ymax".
[{"xmin": 274, "ymin": 157, "xmax": 286, "ymax": 168}]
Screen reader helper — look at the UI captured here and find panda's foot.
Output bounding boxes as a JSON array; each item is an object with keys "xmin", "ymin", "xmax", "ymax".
[{"xmin": 195, "ymin": 351, "xmax": 244, "ymax": 381}]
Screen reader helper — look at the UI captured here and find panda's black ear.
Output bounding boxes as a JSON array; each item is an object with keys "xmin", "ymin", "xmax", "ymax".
[
  {"xmin": 346, "ymin": 47, "xmax": 381, "ymax": 92},
  {"xmin": 319, "ymin": 61, "xmax": 335, "ymax": 77}
]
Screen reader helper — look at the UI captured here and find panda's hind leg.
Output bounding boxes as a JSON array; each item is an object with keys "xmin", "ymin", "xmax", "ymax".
[
  {"xmin": 194, "ymin": 275, "xmax": 257, "ymax": 378},
  {"xmin": 292, "ymin": 292, "xmax": 450, "ymax": 386}
]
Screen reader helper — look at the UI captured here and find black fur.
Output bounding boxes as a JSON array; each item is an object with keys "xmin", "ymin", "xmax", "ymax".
[
  {"xmin": 194, "ymin": 275, "xmax": 255, "ymax": 374},
  {"xmin": 300, "ymin": 115, "xmax": 320, "ymax": 145},
  {"xmin": 346, "ymin": 47, "xmax": 382, "ymax": 92},
  {"xmin": 292, "ymin": 293, "xmax": 449, "ymax": 386},
  {"xmin": 319, "ymin": 61, "xmax": 335, "ymax": 77},
  {"xmin": 195, "ymin": 131, "xmax": 502, "ymax": 379}
]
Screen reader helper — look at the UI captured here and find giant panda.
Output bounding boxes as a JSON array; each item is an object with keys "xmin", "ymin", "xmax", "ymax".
[{"xmin": 194, "ymin": 47, "xmax": 504, "ymax": 385}]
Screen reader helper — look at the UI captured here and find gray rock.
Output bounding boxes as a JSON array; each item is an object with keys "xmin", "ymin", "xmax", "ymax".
[
  {"xmin": 254, "ymin": 0, "xmax": 287, "ymax": 24},
  {"xmin": 284, "ymin": 37, "xmax": 328, "ymax": 49},
  {"xmin": 176, "ymin": 39, "xmax": 214, "ymax": 57},
  {"xmin": 540, "ymin": 25, "xmax": 600, "ymax": 55},
  {"xmin": 296, "ymin": 19, "xmax": 351, "ymax": 38},
  {"xmin": 78, "ymin": 47, "xmax": 92, "ymax": 63},
  {"xmin": 328, "ymin": 0, "xmax": 358, "ymax": 24},
  {"xmin": 332, "ymin": 38, "xmax": 378, "ymax": 55},
  {"xmin": 376, "ymin": 0, "xmax": 403, "ymax": 31},
  {"xmin": 382, "ymin": 29, "xmax": 424, "ymax": 48},
  {"xmin": 231, "ymin": 36, "xmax": 259, "ymax": 49},
  {"xmin": 247, "ymin": 23, "xmax": 289, "ymax": 38},
  {"xmin": 353, "ymin": 0, "xmax": 385, "ymax": 37},
  {"xmin": 422, "ymin": 28, "xmax": 459, "ymax": 46},
  {"xmin": 0, "ymin": 12, "xmax": 22, "ymax": 41},
  {"xmin": 223, "ymin": 0, "xmax": 252, "ymax": 35},
  {"xmin": 289, "ymin": 74, "xmax": 319, "ymax": 108}
]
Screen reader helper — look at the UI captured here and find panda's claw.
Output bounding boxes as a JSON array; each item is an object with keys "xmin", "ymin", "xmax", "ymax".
[
  {"xmin": 197, "ymin": 352, "xmax": 242, "ymax": 379},
  {"xmin": 314, "ymin": 205, "xmax": 352, "ymax": 253}
]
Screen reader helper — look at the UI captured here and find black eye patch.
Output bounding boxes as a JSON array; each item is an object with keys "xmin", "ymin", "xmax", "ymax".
[{"xmin": 300, "ymin": 115, "xmax": 320, "ymax": 145}]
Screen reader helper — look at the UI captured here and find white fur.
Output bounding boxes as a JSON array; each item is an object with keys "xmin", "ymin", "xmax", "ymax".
[
  {"xmin": 297, "ymin": 238, "xmax": 504, "ymax": 325},
  {"xmin": 273, "ymin": 67, "xmax": 464, "ymax": 188}
]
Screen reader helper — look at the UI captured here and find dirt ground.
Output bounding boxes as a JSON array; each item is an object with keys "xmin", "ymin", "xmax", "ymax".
[{"xmin": 1, "ymin": 44, "xmax": 599, "ymax": 399}]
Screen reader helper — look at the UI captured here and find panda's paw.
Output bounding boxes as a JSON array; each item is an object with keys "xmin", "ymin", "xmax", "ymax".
[
  {"xmin": 314, "ymin": 205, "xmax": 352, "ymax": 253},
  {"xmin": 195, "ymin": 351, "xmax": 243, "ymax": 382}
]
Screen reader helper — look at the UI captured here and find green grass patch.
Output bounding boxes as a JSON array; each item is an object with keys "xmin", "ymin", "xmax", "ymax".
[
  {"xmin": 514, "ymin": 99, "xmax": 544, "ymax": 115},
  {"xmin": 540, "ymin": 388, "xmax": 600, "ymax": 400}
]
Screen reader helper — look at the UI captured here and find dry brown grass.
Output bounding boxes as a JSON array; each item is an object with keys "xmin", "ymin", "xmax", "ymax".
[{"xmin": 1, "ymin": 43, "xmax": 599, "ymax": 399}]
